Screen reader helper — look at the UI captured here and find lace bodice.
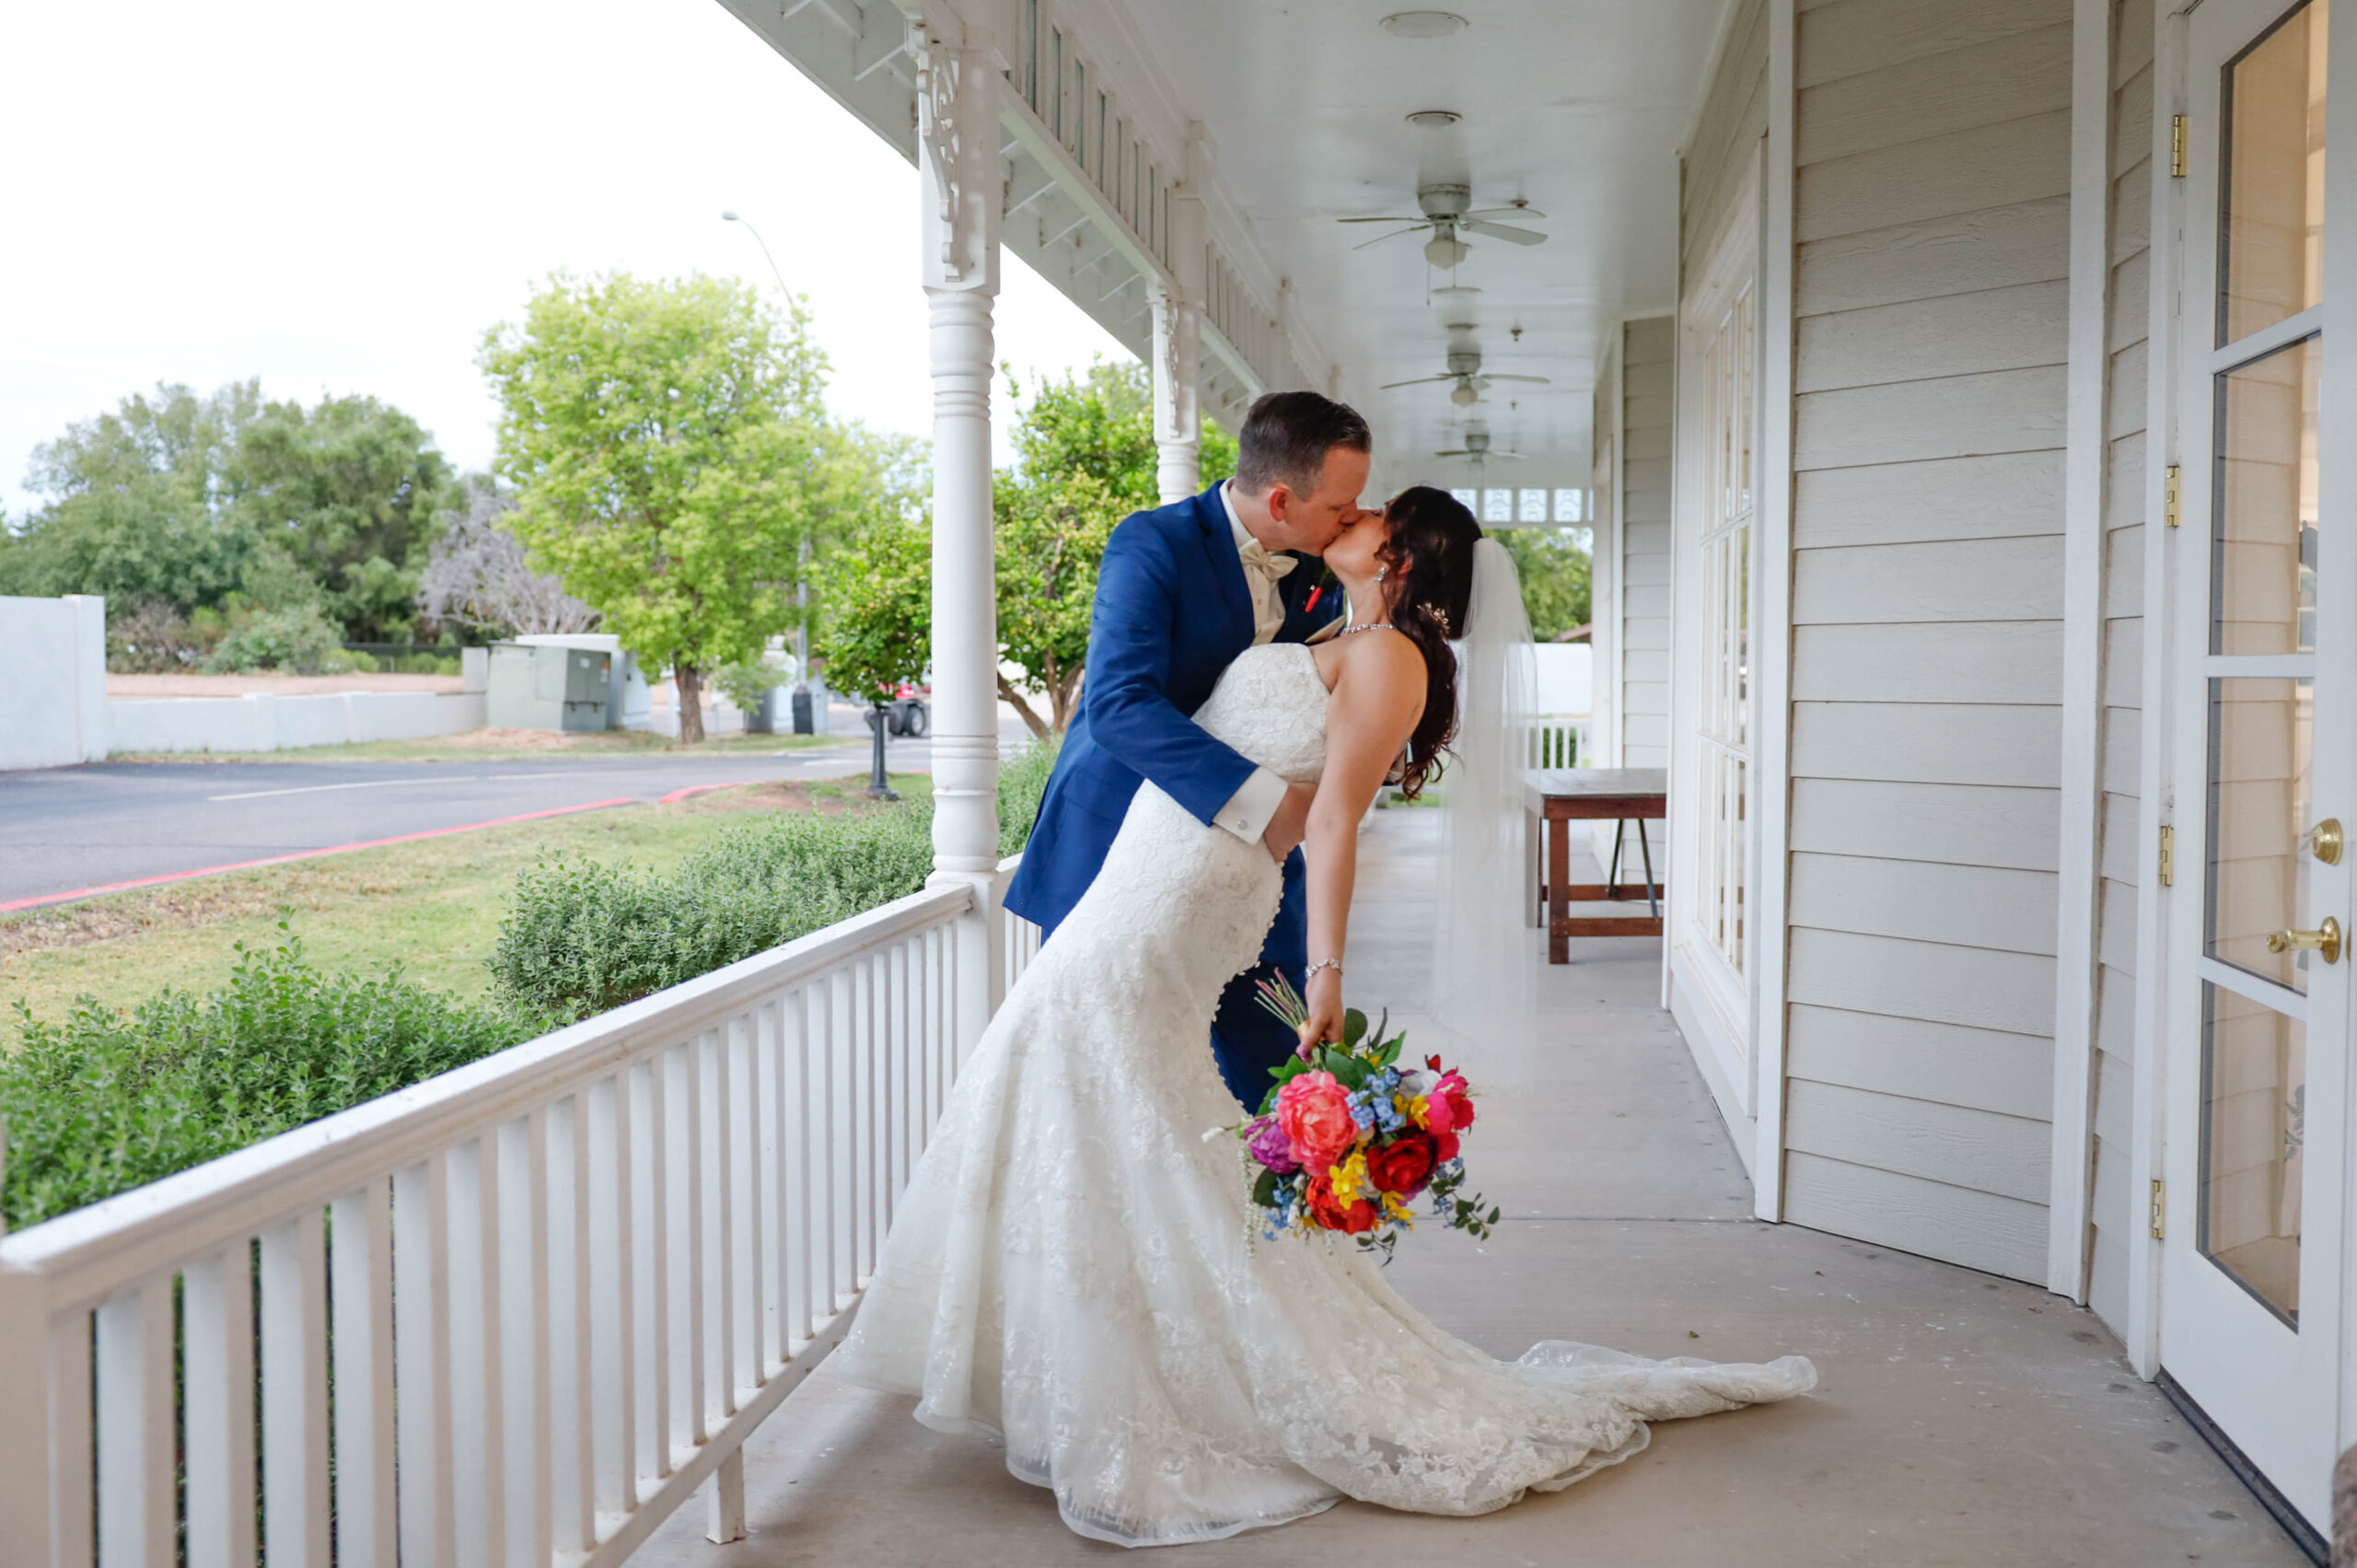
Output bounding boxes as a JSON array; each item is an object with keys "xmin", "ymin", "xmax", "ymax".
[{"xmin": 1190, "ymin": 642, "xmax": 1330, "ymax": 784}]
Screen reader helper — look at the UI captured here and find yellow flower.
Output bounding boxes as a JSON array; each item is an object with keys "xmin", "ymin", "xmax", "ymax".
[
  {"xmin": 1402, "ymin": 1093, "xmax": 1432, "ymax": 1130},
  {"xmin": 1329, "ymin": 1149, "xmax": 1372, "ymax": 1207},
  {"xmin": 1380, "ymin": 1191, "xmax": 1415, "ymax": 1226}
]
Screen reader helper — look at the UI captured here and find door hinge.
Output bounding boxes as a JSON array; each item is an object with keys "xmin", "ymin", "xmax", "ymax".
[
  {"xmin": 2164, "ymin": 464, "xmax": 2181, "ymax": 527},
  {"xmin": 2150, "ymin": 1179, "xmax": 2166, "ymax": 1239},
  {"xmin": 2158, "ymin": 825, "xmax": 2175, "ymax": 886},
  {"xmin": 2171, "ymin": 115, "xmax": 2189, "ymax": 177}
]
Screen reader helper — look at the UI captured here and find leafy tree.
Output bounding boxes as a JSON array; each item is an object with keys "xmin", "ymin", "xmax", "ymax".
[
  {"xmin": 0, "ymin": 381, "xmax": 262, "ymax": 610},
  {"xmin": 1493, "ymin": 527, "xmax": 1593, "ymax": 641},
  {"xmin": 1003, "ymin": 359, "xmax": 1236, "ymax": 511},
  {"xmin": 225, "ymin": 394, "xmax": 455, "ymax": 641},
  {"xmin": 993, "ymin": 468, "xmax": 1117, "ymax": 737},
  {"xmin": 813, "ymin": 509, "xmax": 929, "ymax": 704},
  {"xmin": 480, "ymin": 272, "xmax": 830, "ymax": 741}
]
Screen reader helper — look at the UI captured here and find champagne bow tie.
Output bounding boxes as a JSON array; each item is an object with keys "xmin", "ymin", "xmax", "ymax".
[{"xmin": 1236, "ymin": 538, "xmax": 1297, "ymax": 585}]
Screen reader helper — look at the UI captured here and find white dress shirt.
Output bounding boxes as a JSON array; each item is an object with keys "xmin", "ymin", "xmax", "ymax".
[{"xmin": 1211, "ymin": 482, "xmax": 1295, "ymax": 846}]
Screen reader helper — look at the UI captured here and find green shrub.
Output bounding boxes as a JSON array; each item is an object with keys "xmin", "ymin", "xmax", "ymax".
[
  {"xmin": 490, "ymin": 735, "xmax": 1062, "ymax": 1022},
  {"xmin": 0, "ymin": 936, "xmax": 526, "ymax": 1230},
  {"xmin": 203, "ymin": 604, "xmax": 344, "ymax": 674}
]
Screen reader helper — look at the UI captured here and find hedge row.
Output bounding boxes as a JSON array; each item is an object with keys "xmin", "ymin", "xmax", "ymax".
[
  {"xmin": 0, "ymin": 938, "xmax": 528, "ymax": 1229},
  {"xmin": 486, "ymin": 737, "xmax": 1062, "ymax": 1021}
]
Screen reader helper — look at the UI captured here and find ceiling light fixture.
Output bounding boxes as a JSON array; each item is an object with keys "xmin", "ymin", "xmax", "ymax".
[
  {"xmin": 1382, "ymin": 12, "xmax": 1470, "ymax": 39},
  {"xmin": 1405, "ymin": 109, "xmax": 1462, "ymax": 128}
]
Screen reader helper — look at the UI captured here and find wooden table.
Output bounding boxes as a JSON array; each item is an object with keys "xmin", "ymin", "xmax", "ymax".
[{"xmin": 1524, "ymin": 768, "xmax": 1667, "ymax": 963}]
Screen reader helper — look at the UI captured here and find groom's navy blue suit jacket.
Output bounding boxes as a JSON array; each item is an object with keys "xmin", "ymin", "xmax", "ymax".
[{"xmin": 1004, "ymin": 483, "xmax": 1328, "ymax": 1098}]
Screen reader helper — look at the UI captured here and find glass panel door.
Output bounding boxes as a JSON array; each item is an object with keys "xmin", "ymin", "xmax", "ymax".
[{"xmin": 2163, "ymin": 0, "xmax": 2348, "ymax": 1530}]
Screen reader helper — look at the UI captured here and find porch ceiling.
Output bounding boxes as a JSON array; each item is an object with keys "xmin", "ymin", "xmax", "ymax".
[{"xmin": 1124, "ymin": 0, "xmax": 1727, "ymax": 485}]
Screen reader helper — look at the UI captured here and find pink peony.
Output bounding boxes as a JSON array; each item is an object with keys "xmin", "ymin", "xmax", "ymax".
[
  {"xmin": 1277, "ymin": 1071, "xmax": 1358, "ymax": 1170},
  {"xmin": 1433, "ymin": 1070, "xmax": 1476, "ymax": 1134}
]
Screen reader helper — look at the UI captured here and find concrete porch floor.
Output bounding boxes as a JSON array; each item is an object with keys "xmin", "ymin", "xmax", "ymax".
[{"xmin": 636, "ymin": 808, "xmax": 2308, "ymax": 1567}]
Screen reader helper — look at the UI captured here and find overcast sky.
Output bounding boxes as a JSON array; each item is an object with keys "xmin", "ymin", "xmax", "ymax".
[{"xmin": 0, "ymin": 0, "xmax": 1129, "ymax": 517}]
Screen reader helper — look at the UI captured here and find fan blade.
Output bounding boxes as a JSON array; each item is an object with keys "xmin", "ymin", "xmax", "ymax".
[
  {"xmin": 1352, "ymin": 226, "xmax": 1428, "ymax": 251},
  {"xmin": 1433, "ymin": 448, "xmax": 1472, "ymax": 457},
  {"xmin": 1462, "ymin": 205, "xmax": 1548, "ymax": 221},
  {"xmin": 1378, "ymin": 374, "xmax": 1455, "ymax": 389},
  {"xmin": 1463, "ymin": 220, "xmax": 1547, "ymax": 246},
  {"xmin": 1337, "ymin": 215, "xmax": 1427, "ymax": 224},
  {"xmin": 1482, "ymin": 373, "xmax": 1552, "ymax": 384}
]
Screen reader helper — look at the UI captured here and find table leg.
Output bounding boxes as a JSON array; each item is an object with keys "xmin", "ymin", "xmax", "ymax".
[
  {"xmin": 1524, "ymin": 806, "xmax": 1541, "ymax": 929},
  {"xmin": 1547, "ymin": 814, "xmax": 1570, "ymax": 964}
]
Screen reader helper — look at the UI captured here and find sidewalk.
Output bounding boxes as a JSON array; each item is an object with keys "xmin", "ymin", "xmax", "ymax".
[{"xmin": 633, "ymin": 808, "xmax": 2307, "ymax": 1567}]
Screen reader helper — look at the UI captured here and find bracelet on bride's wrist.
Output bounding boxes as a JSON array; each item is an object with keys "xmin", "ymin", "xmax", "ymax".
[{"xmin": 1304, "ymin": 958, "xmax": 1343, "ymax": 984}]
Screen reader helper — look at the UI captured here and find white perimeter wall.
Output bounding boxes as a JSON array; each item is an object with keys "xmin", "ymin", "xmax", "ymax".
[
  {"xmin": 0, "ymin": 595, "xmax": 107, "ymax": 770},
  {"xmin": 108, "ymin": 692, "xmax": 490, "ymax": 755}
]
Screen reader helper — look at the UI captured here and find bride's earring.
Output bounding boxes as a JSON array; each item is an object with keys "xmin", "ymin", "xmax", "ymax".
[{"xmin": 1374, "ymin": 565, "xmax": 1388, "ymax": 584}]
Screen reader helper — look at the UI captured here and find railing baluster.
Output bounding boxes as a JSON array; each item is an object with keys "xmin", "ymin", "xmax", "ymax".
[
  {"xmin": 329, "ymin": 1183, "xmax": 398, "ymax": 1567},
  {"xmin": 496, "ymin": 1111, "xmax": 552, "ymax": 1565},
  {"xmin": 445, "ymin": 1135, "xmax": 499, "ymax": 1565},
  {"xmin": 823, "ymin": 972, "xmax": 845, "ymax": 1315},
  {"xmin": 260, "ymin": 1211, "xmax": 330, "ymax": 1567},
  {"xmin": 862, "ymin": 954, "xmax": 881, "ymax": 1284},
  {"xmin": 882, "ymin": 944, "xmax": 900, "ymax": 1227},
  {"xmin": 645, "ymin": 1051, "xmax": 674, "ymax": 1482},
  {"xmin": 711, "ymin": 1023, "xmax": 737, "ymax": 1425},
  {"xmin": 757, "ymin": 1001, "xmax": 784, "ymax": 1374},
  {"xmin": 682, "ymin": 1035, "xmax": 710, "ymax": 1446},
  {"xmin": 183, "ymin": 1242, "xmax": 256, "ymax": 1568},
  {"xmin": 93, "ymin": 1281, "xmax": 172, "ymax": 1568},
  {"xmin": 49, "ymin": 1311, "xmax": 94, "ymax": 1568},
  {"xmin": 787, "ymin": 984, "xmax": 814, "ymax": 1351},
  {"xmin": 586, "ymin": 1072, "xmax": 632, "ymax": 1521},
  {"xmin": 557, "ymin": 1092, "xmax": 596, "ymax": 1555},
  {"xmin": 392, "ymin": 1157, "xmax": 455, "ymax": 1565}
]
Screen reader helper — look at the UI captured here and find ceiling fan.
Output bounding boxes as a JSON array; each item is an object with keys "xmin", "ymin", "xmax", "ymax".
[
  {"xmin": 1382, "ymin": 344, "xmax": 1550, "ymax": 407},
  {"xmin": 1434, "ymin": 425, "xmax": 1524, "ymax": 465},
  {"xmin": 1341, "ymin": 183, "xmax": 1546, "ymax": 267}
]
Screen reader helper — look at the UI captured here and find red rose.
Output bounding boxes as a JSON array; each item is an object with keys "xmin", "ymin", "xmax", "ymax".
[
  {"xmin": 1433, "ymin": 1070, "xmax": 1476, "ymax": 1134},
  {"xmin": 1365, "ymin": 1133, "xmax": 1437, "ymax": 1198},
  {"xmin": 1434, "ymin": 1129, "xmax": 1461, "ymax": 1164},
  {"xmin": 1305, "ymin": 1172, "xmax": 1379, "ymax": 1234}
]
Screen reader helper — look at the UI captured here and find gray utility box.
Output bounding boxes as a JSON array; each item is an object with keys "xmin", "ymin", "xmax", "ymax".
[{"xmin": 485, "ymin": 642, "xmax": 612, "ymax": 732}]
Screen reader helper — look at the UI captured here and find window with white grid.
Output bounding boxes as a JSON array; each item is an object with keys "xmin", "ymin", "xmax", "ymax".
[{"xmin": 1692, "ymin": 269, "xmax": 1755, "ymax": 984}]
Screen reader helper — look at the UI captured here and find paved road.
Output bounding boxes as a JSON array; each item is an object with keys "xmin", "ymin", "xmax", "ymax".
[{"xmin": 0, "ymin": 717, "xmax": 1031, "ymax": 908}]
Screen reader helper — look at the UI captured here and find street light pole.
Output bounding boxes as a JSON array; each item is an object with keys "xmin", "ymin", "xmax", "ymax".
[{"xmin": 723, "ymin": 210, "xmax": 816, "ymax": 734}]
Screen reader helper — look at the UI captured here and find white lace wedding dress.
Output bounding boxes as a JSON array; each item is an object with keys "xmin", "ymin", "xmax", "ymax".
[{"xmin": 830, "ymin": 643, "xmax": 1817, "ymax": 1546}]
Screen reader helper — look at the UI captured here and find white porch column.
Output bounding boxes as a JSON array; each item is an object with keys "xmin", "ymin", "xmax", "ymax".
[
  {"xmin": 1149, "ymin": 285, "xmax": 1202, "ymax": 504},
  {"xmin": 916, "ymin": 11, "xmax": 1004, "ymax": 1051},
  {"xmin": 1151, "ymin": 130, "xmax": 1211, "ymax": 505}
]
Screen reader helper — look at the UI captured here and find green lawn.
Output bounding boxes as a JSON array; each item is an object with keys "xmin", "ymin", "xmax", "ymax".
[
  {"xmin": 111, "ymin": 726, "xmax": 848, "ymax": 764},
  {"xmin": 1, "ymin": 772, "xmax": 932, "ymax": 1038}
]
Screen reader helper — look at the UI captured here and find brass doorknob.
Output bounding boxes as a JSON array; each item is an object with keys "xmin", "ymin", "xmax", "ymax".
[
  {"xmin": 2268, "ymin": 916, "xmax": 2343, "ymax": 964},
  {"xmin": 2312, "ymin": 818, "xmax": 2345, "ymax": 865}
]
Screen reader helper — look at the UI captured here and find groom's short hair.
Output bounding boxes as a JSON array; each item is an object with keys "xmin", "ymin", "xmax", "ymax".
[{"xmin": 1234, "ymin": 391, "xmax": 1371, "ymax": 498}]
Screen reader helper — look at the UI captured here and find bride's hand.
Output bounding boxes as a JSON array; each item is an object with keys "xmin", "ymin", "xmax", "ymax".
[{"xmin": 1298, "ymin": 964, "xmax": 1344, "ymax": 1058}]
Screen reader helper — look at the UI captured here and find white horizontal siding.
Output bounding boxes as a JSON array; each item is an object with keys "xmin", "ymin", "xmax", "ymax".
[
  {"xmin": 2084, "ymin": 0, "xmax": 2154, "ymax": 1341},
  {"xmin": 1619, "ymin": 315, "xmax": 1675, "ymax": 769},
  {"xmin": 1782, "ymin": 0, "xmax": 2072, "ymax": 1278}
]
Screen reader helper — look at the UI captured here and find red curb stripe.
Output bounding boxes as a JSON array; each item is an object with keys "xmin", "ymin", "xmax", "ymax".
[
  {"xmin": 0, "ymin": 798, "xmax": 641, "ymax": 914},
  {"xmin": 656, "ymin": 781, "xmax": 761, "ymax": 806}
]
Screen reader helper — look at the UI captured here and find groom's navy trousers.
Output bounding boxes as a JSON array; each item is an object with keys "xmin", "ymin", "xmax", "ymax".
[{"xmin": 1003, "ymin": 483, "xmax": 1329, "ymax": 1109}]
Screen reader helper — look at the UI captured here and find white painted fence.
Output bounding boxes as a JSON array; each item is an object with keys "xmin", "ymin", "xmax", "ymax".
[
  {"xmin": 0, "ymin": 866, "xmax": 1022, "ymax": 1567},
  {"xmin": 107, "ymin": 691, "xmax": 490, "ymax": 755},
  {"xmin": 1525, "ymin": 717, "xmax": 1588, "ymax": 771}
]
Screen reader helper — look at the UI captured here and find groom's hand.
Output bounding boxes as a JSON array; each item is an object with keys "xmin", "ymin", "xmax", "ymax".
[{"xmin": 1261, "ymin": 782, "xmax": 1317, "ymax": 864}]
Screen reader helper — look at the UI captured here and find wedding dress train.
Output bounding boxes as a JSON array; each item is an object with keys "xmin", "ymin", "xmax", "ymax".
[{"xmin": 830, "ymin": 642, "xmax": 1817, "ymax": 1547}]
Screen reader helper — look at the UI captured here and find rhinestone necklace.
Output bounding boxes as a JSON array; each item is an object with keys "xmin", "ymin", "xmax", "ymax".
[{"xmin": 1337, "ymin": 621, "xmax": 1396, "ymax": 635}]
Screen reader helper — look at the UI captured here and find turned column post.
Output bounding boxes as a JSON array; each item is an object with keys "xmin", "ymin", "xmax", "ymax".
[{"xmin": 915, "ymin": 14, "xmax": 1005, "ymax": 1049}]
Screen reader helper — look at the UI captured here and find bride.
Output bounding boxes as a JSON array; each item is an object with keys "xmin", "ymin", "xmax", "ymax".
[{"xmin": 830, "ymin": 485, "xmax": 1816, "ymax": 1546}]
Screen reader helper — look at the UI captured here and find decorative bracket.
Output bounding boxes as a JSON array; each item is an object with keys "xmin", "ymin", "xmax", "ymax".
[{"xmin": 913, "ymin": 13, "xmax": 999, "ymax": 293}]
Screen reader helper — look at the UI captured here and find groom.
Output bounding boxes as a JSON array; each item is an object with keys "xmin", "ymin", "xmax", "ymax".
[{"xmin": 1004, "ymin": 390, "xmax": 1372, "ymax": 1106}]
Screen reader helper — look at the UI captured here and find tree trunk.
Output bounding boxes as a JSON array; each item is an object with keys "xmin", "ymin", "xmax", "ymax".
[
  {"xmin": 1051, "ymin": 664, "xmax": 1084, "ymax": 732},
  {"xmin": 997, "ymin": 672, "xmax": 1051, "ymax": 739},
  {"xmin": 677, "ymin": 662, "xmax": 707, "ymax": 744}
]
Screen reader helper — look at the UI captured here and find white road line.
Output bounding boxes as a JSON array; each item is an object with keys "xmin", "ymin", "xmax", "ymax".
[{"xmin": 209, "ymin": 775, "xmax": 482, "ymax": 802}]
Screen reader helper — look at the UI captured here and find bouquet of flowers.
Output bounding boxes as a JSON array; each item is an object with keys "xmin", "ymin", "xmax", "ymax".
[{"xmin": 1224, "ymin": 976, "xmax": 1499, "ymax": 1258}]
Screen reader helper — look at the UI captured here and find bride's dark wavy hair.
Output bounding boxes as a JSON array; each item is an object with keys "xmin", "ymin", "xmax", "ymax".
[{"xmin": 1376, "ymin": 485, "xmax": 1484, "ymax": 798}]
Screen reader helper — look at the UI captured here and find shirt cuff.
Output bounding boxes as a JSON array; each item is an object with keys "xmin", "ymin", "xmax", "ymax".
[{"xmin": 1213, "ymin": 767, "xmax": 1289, "ymax": 845}]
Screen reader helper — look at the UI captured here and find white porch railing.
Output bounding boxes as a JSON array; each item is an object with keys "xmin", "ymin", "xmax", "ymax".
[
  {"xmin": 1526, "ymin": 716, "xmax": 1588, "ymax": 771},
  {"xmin": 996, "ymin": 852, "xmax": 1044, "ymax": 996},
  {"xmin": 0, "ymin": 865, "xmax": 1024, "ymax": 1567}
]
